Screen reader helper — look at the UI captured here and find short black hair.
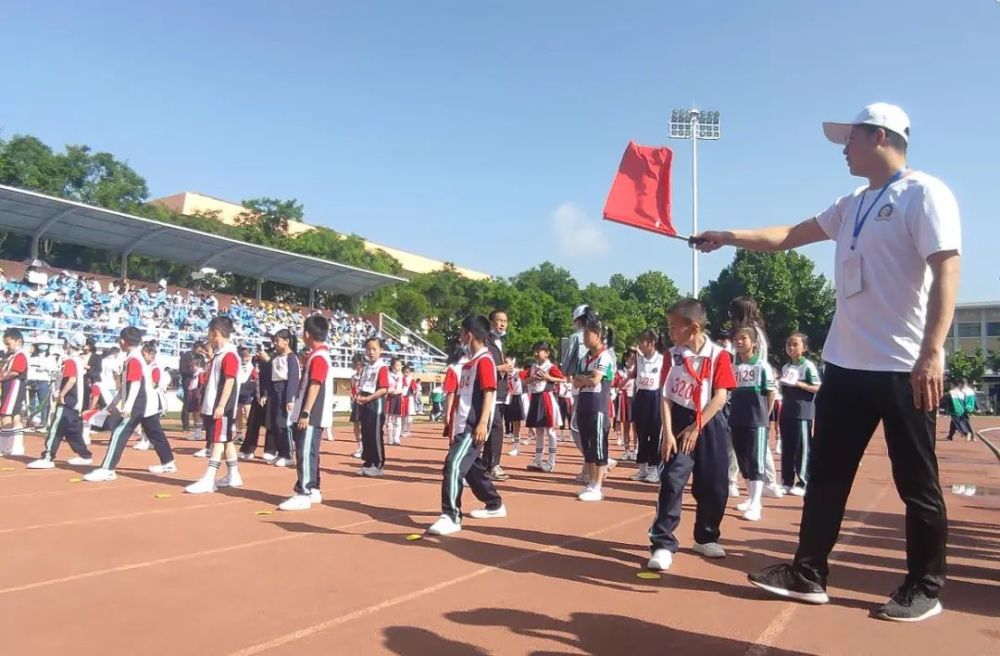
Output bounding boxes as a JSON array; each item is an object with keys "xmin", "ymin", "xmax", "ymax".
[
  {"xmin": 461, "ymin": 314, "xmax": 491, "ymax": 342},
  {"xmin": 860, "ymin": 123, "xmax": 908, "ymax": 154},
  {"xmin": 120, "ymin": 326, "xmax": 143, "ymax": 347},
  {"xmin": 532, "ymin": 340, "xmax": 552, "ymax": 353},
  {"xmin": 208, "ymin": 315, "xmax": 234, "ymax": 337},
  {"xmin": 303, "ymin": 315, "xmax": 329, "ymax": 342},
  {"xmin": 364, "ymin": 336, "xmax": 383, "ymax": 349},
  {"xmin": 667, "ymin": 298, "xmax": 707, "ymax": 328},
  {"xmin": 3, "ymin": 328, "xmax": 24, "ymax": 342},
  {"xmin": 787, "ymin": 332, "xmax": 810, "ymax": 350},
  {"xmin": 580, "ymin": 308, "xmax": 603, "ymax": 336},
  {"xmin": 488, "ymin": 309, "xmax": 508, "ymax": 322},
  {"xmin": 351, "ymin": 353, "xmax": 364, "ymax": 366},
  {"xmin": 142, "ymin": 340, "xmax": 159, "ymax": 355}
]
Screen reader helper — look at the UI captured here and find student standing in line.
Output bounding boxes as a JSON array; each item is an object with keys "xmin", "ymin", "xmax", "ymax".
[
  {"xmin": 572, "ymin": 310, "xmax": 616, "ymax": 502},
  {"xmin": 355, "ymin": 338, "xmax": 389, "ymax": 476},
  {"xmin": 630, "ymin": 330, "xmax": 665, "ymax": 484},
  {"xmin": 779, "ymin": 333, "xmax": 822, "ymax": 496}
]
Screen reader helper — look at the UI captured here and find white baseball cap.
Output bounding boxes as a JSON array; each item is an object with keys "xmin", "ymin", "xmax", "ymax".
[
  {"xmin": 572, "ymin": 304, "xmax": 590, "ymax": 321},
  {"xmin": 822, "ymin": 103, "xmax": 910, "ymax": 145}
]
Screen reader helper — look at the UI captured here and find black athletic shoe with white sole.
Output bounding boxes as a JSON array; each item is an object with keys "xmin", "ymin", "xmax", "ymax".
[
  {"xmin": 876, "ymin": 583, "xmax": 943, "ymax": 622},
  {"xmin": 748, "ymin": 564, "xmax": 830, "ymax": 604}
]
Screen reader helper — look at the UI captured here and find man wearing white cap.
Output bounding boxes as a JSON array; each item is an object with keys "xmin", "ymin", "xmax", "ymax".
[{"xmin": 695, "ymin": 103, "xmax": 959, "ymax": 622}]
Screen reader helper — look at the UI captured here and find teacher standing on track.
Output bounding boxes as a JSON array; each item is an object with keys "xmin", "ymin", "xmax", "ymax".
[{"xmin": 695, "ymin": 103, "xmax": 960, "ymax": 623}]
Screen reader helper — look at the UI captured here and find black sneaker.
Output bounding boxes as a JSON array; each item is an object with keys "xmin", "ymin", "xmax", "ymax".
[
  {"xmin": 748, "ymin": 564, "xmax": 830, "ymax": 604},
  {"xmin": 876, "ymin": 583, "xmax": 942, "ymax": 622}
]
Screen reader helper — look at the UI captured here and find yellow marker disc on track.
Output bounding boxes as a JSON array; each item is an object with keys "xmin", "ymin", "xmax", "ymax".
[
  {"xmin": 636, "ymin": 571, "xmax": 662, "ymax": 580},
  {"xmin": 154, "ymin": 493, "xmax": 172, "ymax": 499},
  {"xmin": 255, "ymin": 510, "xmax": 273, "ymax": 516},
  {"xmin": 68, "ymin": 477, "xmax": 82, "ymax": 483},
  {"xmin": 0, "ymin": 467, "xmax": 15, "ymax": 471},
  {"xmin": 405, "ymin": 534, "xmax": 423, "ymax": 541}
]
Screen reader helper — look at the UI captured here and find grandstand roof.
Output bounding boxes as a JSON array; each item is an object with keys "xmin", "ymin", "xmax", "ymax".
[{"xmin": 0, "ymin": 185, "xmax": 407, "ymax": 296}]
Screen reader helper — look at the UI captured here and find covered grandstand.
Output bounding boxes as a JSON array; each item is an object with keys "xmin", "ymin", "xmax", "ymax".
[{"xmin": 0, "ymin": 184, "xmax": 446, "ymax": 407}]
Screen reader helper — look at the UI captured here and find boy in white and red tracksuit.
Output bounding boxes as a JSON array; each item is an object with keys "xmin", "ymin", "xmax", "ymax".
[
  {"xmin": 27, "ymin": 333, "xmax": 93, "ymax": 469},
  {"xmin": 428, "ymin": 314, "xmax": 506, "ymax": 536},
  {"xmin": 0, "ymin": 328, "xmax": 30, "ymax": 456},
  {"xmin": 279, "ymin": 316, "xmax": 334, "ymax": 510},
  {"xmin": 83, "ymin": 327, "xmax": 177, "ymax": 482},
  {"xmin": 646, "ymin": 299, "xmax": 737, "ymax": 572}
]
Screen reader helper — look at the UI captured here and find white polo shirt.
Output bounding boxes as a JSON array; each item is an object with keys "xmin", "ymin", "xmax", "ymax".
[{"xmin": 816, "ymin": 170, "xmax": 961, "ymax": 372}]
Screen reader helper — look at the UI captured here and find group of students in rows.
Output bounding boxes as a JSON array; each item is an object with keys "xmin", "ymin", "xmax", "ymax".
[{"xmin": 423, "ymin": 297, "xmax": 826, "ymax": 568}]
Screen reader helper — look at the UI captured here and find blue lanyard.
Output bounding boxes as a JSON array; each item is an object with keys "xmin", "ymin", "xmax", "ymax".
[{"xmin": 851, "ymin": 169, "xmax": 905, "ymax": 251}]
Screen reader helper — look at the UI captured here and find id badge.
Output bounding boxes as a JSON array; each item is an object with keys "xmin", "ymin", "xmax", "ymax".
[
  {"xmin": 842, "ymin": 252, "xmax": 863, "ymax": 297},
  {"xmin": 781, "ymin": 368, "xmax": 800, "ymax": 386}
]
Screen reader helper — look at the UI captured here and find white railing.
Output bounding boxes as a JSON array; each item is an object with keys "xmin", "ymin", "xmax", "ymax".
[
  {"xmin": 0, "ymin": 311, "xmax": 446, "ymax": 371},
  {"xmin": 379, "ymin": 313, "xmax": 446, "ymax": 358}
]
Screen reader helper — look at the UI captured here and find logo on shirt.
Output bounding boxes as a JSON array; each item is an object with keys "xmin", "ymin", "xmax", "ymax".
[{"xmin": 875, "ymin": 203, "xmax": 894, "ymax": 221}]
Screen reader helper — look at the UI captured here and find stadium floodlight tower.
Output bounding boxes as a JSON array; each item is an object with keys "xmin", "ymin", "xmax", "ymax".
[{"xmin": 669, "ymin": 108, "xmax": 720, "ymax": 296}]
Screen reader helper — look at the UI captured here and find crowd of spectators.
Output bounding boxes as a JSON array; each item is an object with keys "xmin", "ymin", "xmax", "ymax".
[{"xmin": 0, "ymin": 266, "xmax": 431, "ymax": 365}]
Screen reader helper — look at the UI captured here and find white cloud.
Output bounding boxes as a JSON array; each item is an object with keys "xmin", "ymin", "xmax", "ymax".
[{"xmin": 551, "ymin": 202, "xmax": 609, "ymax": 257}]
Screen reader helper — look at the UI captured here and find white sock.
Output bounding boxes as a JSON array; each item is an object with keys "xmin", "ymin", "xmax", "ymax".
[{"xmin": 749, "ymin": 480, "xmax": 764, "ymax": 508}]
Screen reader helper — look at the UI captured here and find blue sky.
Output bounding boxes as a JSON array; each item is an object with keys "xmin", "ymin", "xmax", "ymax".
[{"xmin": 2, "ymin": 1, "xmax": 998, "ymax": 301}]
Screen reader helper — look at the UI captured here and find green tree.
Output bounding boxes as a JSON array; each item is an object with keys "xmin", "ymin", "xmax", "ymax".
[
  {"xmin": 235, "ymin": 197, "xmax": 304, "ymax": 243},
  {"xmin": 946, "ymin": 348, "xmax": 986, "ymax": 385},
  {"xmin": 700, "ymin": 250, "xmax": 835, "ymax": 360},
  {"xmin": 987, "ymin": 350, "xmax": 1000, "ymax": 375}
]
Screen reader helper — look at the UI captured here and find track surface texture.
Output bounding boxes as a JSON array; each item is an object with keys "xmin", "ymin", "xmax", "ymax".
[{"xmin": 1, "ymin": 416, "xmax": 997, "ymax": 655}]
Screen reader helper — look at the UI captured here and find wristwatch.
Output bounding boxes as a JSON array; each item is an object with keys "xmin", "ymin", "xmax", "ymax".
[{"xmin": 299, "ymin": 411, "xmax": 310, "ymax": 420}]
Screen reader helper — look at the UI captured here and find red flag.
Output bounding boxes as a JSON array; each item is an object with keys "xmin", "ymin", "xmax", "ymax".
[{"xmin": 602, "ymin": 141, "xmax": 675, "ymax": 237}]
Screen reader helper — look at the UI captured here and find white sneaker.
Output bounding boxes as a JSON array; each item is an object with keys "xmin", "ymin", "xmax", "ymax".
[
  {"xmin": 764, "ymin": 483, "xmax": 785, "ymax": 498},
  {"xmin": 184, "ymin": 478, "xmax": 217, "ymax": 494},
  {"xmin": 369, "ymin": 466, "xmax": 385, "ymax": 477},
  {"xmin": 578, "ymin": 487, "xmax": 603, "ymax": 502},
  {"xmin": 132, "ymin": 439, "xmax": 151, "ymax": 451},
  {"xmin": 278, "ymin": 494, "xmax": 312, "ymax": 511},
  {"xmin": 216, "ymin": 471, "xmax": 244, "ymax": 488},
  {"xmin": 193, "ymin": 448, "xmax": 209, "ymax": 458},
  {"xmin": 148, "ymin": 461, "xmax": 178, "ymax": 475},
  {"xmin": 607, "ymin": 458, "xmax": 617, "ymax": 469},
  {"xmin": 352, "ymin": 447, "xmax": 363, "ymax": 459},
  {"xmin": 789, "ymin": 485, "xmax": 806, "ymax": 497},
  {"xmin": 309, "ymin": 489, "xmax": 322, "ymax": 503},
  {"xmin": 67, "ymin": 456, "xmax": 93, "ymax": 466},
  {"xmin": 736, "ymin": 499, "xmax": 752, "ymax": 512},
  {"xmin": 83, "ymin": 468, "xmax": 117, "ymax": 482},
  {"xmin": 186, "ymin": 432, "xmax": 203, "ymax": 442},
  {"xmin": 692, "ymin": 542, "xmax": 726, "ymax": 558},
  {"xmin": 262, "ymin": 452, "xmax": 277, "ymax": 462},
  {"xmin": 728, "ymin": 484, "xmax": 741, "ymax": 498},
  {"xmin": 643, "ymin": 470, "xmax": 661, "ymax": 484},
  {"xmin": 273, "ymin": 457, "xmax": 291, "ymax": 468},
  {"xmin": 427, "ymin": 514, "xmax": 462, "ymax": 536},
  {"xmin": 358, "ymin": 465, "xmax": 384, "ymax": 477},
  {"xmin": 526, "ymin": 459, "xmax": 544, "ymax": 472},
  {"xmin": 647, "ymin": 548, "xmax": 673, "ymax": 572},
  {"xmin": 631, "ymin": 464, "xmax": 648, "ymax": 481},
  {"xmin": 469, "ymin": 504, "xmax": 507, "ymax": 519},
  {"xmin": 507, "ymin": 446, "xmax": 520, "ymax": 457},
  {"xmin": 27, "ymin": 458, "xmax": 55, "ymax": 469},
  {"xmin": 742, "ymin": 506, "xmax": 762, "ymax": 522},
  {"xmin": 541, "ymin": 461, "xmax": 555, "ymax": 473},
  {"xmin": 237, "ymin": 452, "xmax": 252, "ymax": 461}
]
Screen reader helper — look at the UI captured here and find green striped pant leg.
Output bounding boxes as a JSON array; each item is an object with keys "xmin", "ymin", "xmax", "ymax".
[
  {"xmin": 100, "ymin": 412, "xmax": 139, "ymax": 471},
  {"xmin": 441, "ymin": 434, "xmax": 474, "ymax": 523},
  {"xmin": 42, "ymin": 406, "xmax": 65, "ymax": 460},
  {"xmin": 798, "ymin": 420, "xmax": 811, "ymax": 485}
]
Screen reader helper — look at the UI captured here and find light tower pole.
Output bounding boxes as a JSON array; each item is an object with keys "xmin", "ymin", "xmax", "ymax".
[{"xmin": 670, "ymin": 108, "xmax": 720, "ymax": 296}]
